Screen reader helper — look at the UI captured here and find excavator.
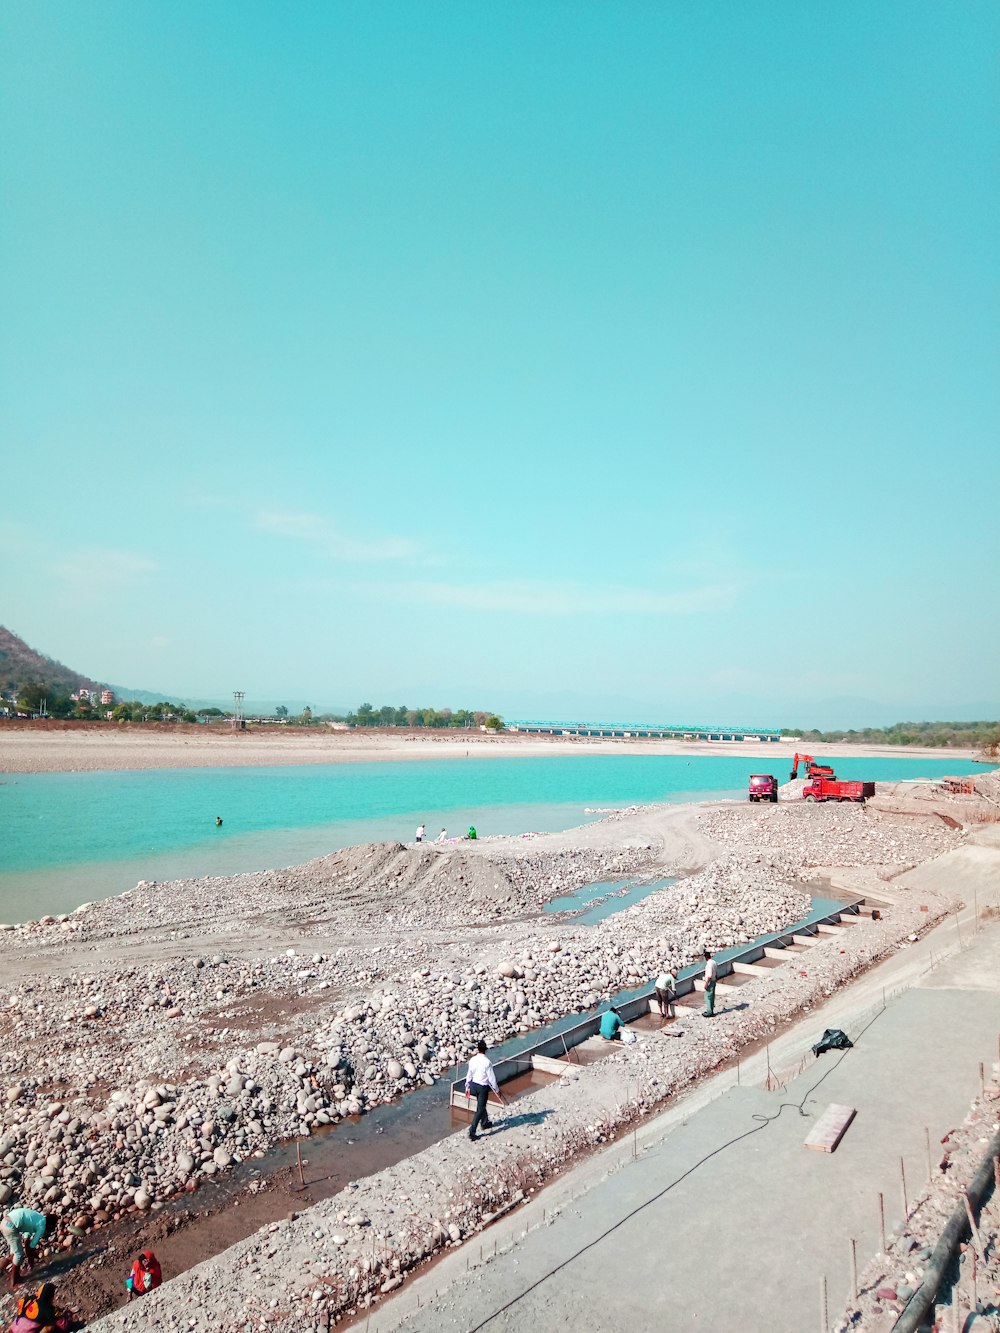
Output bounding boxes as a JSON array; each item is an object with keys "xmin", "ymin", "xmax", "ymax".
[{"xmin": 789, "ymin": 753, "xmax": 836, "ymax": 780}]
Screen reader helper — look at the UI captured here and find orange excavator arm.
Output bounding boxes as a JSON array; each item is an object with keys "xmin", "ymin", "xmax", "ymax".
[{"xmin": 790, "ymin": 752, "xmax": 836, "ymax": 780}]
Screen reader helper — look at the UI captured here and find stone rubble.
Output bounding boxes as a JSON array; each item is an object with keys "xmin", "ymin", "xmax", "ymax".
[
  {"xmin": 0, "ymin": 792, "xmax": 978, "ymax": 1329},
  {"xmin": 836, "ymin": 1070, "xmax": 1000, "ymax": 1332}
]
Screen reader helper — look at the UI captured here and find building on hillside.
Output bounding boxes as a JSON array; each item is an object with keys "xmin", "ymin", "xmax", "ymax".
[{"xmin": 101, "ymin": 689, "xmax": 114, "ymax": 705}]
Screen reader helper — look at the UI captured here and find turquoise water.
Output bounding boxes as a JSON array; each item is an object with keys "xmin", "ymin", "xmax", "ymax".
[{"xmin": 0, "ymin": 753, "xmax": 989, "ymax": 921}]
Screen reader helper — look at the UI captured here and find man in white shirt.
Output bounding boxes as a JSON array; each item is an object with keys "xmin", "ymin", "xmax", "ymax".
[
  {"xmin": 415, "ymin": 824, "xmax": 425, "ymax": 842},
  {"xmin": 465, "ymin": 1039, "xmax": 506, "ymax": 1141},
  {"xmin": 654, "ymin": 967, "xmax": 677, "ymax": 1019},
  {"xmin": 435, "ymin": 828, "xmax": 447, "ymax": 843},
  {"xmin": 702, "ymin": 948, "xmax": 718, "ymax": 1018}
]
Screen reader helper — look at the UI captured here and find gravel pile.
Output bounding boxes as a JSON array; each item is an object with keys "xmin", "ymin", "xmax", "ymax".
[
  {"xmin": 0, "ymin": 844, "xmax": 808, "ymax": 1248},
  {"xmin": 697, "ymin": 800, "xmax": 963, "ymax": 867}
]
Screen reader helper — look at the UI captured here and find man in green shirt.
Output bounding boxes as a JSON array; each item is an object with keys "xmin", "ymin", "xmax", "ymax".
[{"xmin": 599, "ymin": 1007, "xmax": 622, "ymax": 1040}]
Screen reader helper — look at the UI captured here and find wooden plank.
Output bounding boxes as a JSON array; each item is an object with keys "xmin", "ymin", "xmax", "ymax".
[
  {"xmin": 792, "ymin": 933, "xmax": 820, "ymax": 947},
  {"xmin": 731, "ymin": 961, "xmax": 773, "ymax": 977},
  {"xmin": 805, "ymin": 1103, "xmax": 856, "ymax": 1153},
  {"xmin": 531, "ymin": 1054, "xmax": 570, "ymax": 1077}
]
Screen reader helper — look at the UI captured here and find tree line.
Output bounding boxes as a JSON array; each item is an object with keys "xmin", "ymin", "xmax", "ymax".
[
  {"xmin": 8, "ymin": 684, "xmax": 202, "ymax": 722},
  {"xmin": 4, "ymin": 684, "xmax": 504, "ymax": 731},
  {"xmin": 342, "ymin": 703, "xmax": 502, "ymax": 729},
  {"xmin": 780, "ymin": 720, "xmax": 1000, "ymax": 750}
]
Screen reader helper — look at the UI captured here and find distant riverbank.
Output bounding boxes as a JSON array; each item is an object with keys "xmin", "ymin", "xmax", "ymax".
[{"xmin": 0, "ymin": 720, "xmax": 985, "ymax": 773}]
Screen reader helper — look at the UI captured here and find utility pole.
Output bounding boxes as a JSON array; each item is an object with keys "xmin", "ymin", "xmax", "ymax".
[{"xmin": 233, "ymin": 691, "xmax": 245, "ymax": 731}]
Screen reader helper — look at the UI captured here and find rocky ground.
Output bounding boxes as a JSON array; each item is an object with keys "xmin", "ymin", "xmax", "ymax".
[
  {"xmin": 838, "ymin": 1065, "xmax": 1000, "ymax": 1331},
  {"xmin": 0, "ymin": 782, "xmax": 992, "ymax": 1330}
]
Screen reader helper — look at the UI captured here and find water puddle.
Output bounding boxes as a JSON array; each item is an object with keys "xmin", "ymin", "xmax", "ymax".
[{"xmin": 543, "ymin": 876, "xmax": 677, "ymax": 924}]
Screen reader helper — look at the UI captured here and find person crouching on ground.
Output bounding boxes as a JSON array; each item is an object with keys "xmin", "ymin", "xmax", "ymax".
[
  {"xmin": 465, "ymin": 1039, "xmax": 506, "ymax": 1142},
  {"xmin": 126, "ymin": 1250, "xmax": 162, "ymax": 1299},
  {"xmin": 654, "ymin": 967, "xmax": 677, "ymax": 1019},
  {"xmin": 0, "ymin": 1210, "xmax": 52, "ymax": 1290},
  {"xmin": 10, "ymin": 1281, "xmax": 82, "ymax": 1332},
  {"xmin": 599, "ymin": 1006, "xmax": 622, "ymax": 1040}
]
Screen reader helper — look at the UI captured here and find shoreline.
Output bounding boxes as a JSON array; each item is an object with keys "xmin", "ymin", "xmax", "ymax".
[
  {"xmin": 0, "ymin": 721, "xmax": 986, "ymax": 773},
  {"xmin": 1, "ymin": 772, "xmax": 997, "ymax": 1329}
]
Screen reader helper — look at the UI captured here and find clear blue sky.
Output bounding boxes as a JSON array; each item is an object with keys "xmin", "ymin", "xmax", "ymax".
[{"xmin": 2, "ymin": 2, "xmax": 997, "ymax": 727}]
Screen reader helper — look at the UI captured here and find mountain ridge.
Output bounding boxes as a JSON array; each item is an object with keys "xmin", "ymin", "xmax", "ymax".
[{"xmin": 0, "ymin": 625, "xmax": 106, "ymax": 697}]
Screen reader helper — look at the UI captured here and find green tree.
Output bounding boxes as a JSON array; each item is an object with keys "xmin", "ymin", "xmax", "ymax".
[
  {"xmin": 484, "ymin": 714, "xmax": 503, "ymax": 730},
  {"xmin": 17, "ymin": 683, "xmax": 48, "ymax": 713},
  {"xmin": 275, "ymin": 705, "xmax": 288, "ymax": 718}
]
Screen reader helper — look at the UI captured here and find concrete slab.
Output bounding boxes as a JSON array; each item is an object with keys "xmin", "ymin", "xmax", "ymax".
[{"xmin": 385, "ymin": 920, "xmax": 1000, "ymax": 1333}]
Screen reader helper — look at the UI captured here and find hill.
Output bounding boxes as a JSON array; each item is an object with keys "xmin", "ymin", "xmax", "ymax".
[{"xmin": 0, "ymin": 625, "xmax": 106, "ymax": 698}]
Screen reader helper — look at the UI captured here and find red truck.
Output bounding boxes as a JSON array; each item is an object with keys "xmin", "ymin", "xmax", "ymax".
[
  {"xmin": 748, "ymin": 774, "xmax": 779, "ymax": 803},
  {"xmin": 802, "ymin": 777, "xmax": 876, "ymax": 803}
]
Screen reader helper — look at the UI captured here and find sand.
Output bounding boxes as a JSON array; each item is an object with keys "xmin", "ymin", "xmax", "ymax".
[{"xmin": 0, "ymin": 721, "xmax": 985, "ymax": 773}]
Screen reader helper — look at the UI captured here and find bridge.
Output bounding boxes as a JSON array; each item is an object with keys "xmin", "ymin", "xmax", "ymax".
[{"xmin": 506, "ymin": 719, "xmax": 782, "ymax": 742}]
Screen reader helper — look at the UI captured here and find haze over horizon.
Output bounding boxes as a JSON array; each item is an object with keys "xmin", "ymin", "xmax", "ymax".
[{"xmin": 2, "ymin": 4, "xmax": 997, "ymax": 730}]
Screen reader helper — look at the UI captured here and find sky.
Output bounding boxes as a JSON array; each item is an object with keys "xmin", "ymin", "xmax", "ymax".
[{"xmin": 1, "ymin": 2, "xmax": 997, "ymax": 729}]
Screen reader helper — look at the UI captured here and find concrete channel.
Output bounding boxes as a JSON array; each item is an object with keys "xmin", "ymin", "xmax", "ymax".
[{"xmin": 449, "ymin": 893, "xmax": 877, "ymax": 1114}]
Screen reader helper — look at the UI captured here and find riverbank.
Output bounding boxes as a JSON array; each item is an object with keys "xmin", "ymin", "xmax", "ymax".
[
  {"xmin": 0, "ymin": 720, "xmax": 985, "ymax": 773},
  {"xmin": 1, "ymin": 773, "xmax": 997, "ymax": 1329}
]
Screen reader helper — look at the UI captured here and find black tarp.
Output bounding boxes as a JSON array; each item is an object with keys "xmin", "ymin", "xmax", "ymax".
[{"xmin": 811, "ymin": 1028, "xmax": 854, "ymax": 1057}]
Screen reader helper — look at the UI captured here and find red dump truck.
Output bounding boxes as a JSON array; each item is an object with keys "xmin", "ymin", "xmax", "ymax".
[
  {"xmin": 748, "ymin": 774, "xmax": 779, "ymax": 802},
  {"xmin": 802, "ymin": 777, "xmax": 875, "ymax": 803}
]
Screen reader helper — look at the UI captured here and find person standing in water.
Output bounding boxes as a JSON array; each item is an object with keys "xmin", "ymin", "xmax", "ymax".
[{"xmin": 655, "ymin": 966, "xmax": 677, "ymax": 1019}]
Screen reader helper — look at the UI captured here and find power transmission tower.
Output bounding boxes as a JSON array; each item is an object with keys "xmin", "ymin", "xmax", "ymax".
[{"xmin": 233, "ymin": 691, "xmax": 245, "ymax": 730}]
